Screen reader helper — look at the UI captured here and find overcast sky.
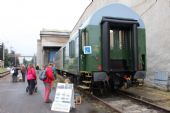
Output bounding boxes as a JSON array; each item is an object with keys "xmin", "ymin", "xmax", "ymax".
[{"xmin": 0, "ymin": 0, "xmax": 91, "ymax": 56}]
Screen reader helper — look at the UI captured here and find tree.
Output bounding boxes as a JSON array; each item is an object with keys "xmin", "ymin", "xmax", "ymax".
[
  {"xmin": 4, "ymin": 49, "xmax": 10, "ymax": 67},
  {"xmin": 4, "ymin": 49, "xmax": 20, "ymax": 67}
]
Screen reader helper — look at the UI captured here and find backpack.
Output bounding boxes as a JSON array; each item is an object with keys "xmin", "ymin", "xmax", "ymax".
[
  {"xmin": 52, "ymin": 67, "xmax": 57, "ymax": 79},
  {"xmin": 36, "ymin": 66, "xmax": 39, "ymax": 70},
  {"xmin": 39, "ymin": 70, "xmax": 46, "ymax": 81}
]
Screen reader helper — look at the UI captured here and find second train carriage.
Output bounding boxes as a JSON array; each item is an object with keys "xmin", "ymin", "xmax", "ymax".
[{"xmin": 55, "ymin": 3, "xmax": 146, "ymax": 91}]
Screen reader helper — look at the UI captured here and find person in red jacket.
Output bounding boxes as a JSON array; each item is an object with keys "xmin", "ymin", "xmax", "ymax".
[
  {"xmin": 26, "ymin": 64, "xmax": 37, "ymax": 95},
  {"xmin": 43, "ymin": 63, "xmax": 55, "ymax": 103}
]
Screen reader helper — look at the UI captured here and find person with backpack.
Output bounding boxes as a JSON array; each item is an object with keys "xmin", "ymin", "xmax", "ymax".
[
  {"xmin": 26, "ymin": 64, "xmax": 37, "ymax": 95},
  {"xmin": 43, "ymin": 63, "xmax": 55, "ymax": 103}
]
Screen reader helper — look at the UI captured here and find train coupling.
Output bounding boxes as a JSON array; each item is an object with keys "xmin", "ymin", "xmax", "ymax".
[{"xmin": 123, "ymin": 76, "xmax": 131, "ymax": 89}]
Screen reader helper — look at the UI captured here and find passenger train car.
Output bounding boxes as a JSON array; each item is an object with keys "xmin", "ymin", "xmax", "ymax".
[{"xmin": 55, "ymin": 3, "xmax": 146, "ymax": 92}]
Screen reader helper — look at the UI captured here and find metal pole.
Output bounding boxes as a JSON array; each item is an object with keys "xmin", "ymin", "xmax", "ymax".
[{"xmin": 15, "ymin": 55, "xmax": 16, "ymax": 66}]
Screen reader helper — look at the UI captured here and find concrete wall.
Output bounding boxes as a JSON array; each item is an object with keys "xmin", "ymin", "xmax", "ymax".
[
  {"xmin": 36, "ymin": 40, "xmax": 42, "ymax": 67},
  {"xmin": 37, "ymin": 30, "xmax": 69, "ymax": 68},
  {"xmin": 135, "ymin": 0, "xmax": 170, "ymax": 77},
  {"xmin": 72, "ymin": 0, "xmax": 170, "ymax": 86},
  {"xmin": 41, "ymin": 36, "xmax": 68, "ymax": 47}
]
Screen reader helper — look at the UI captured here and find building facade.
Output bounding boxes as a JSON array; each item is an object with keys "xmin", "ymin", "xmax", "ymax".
[{"xmin": 37, "ymin": 30, "xmax": 69, "ymax": 68}]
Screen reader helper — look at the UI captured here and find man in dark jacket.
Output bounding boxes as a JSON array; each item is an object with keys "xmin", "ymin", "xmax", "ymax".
[{"xmin": 12, "ymin": 65, "xmax": 18, "ymax": 82}]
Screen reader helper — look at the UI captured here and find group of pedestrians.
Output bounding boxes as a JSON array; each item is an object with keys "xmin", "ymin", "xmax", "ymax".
[
  {"xmin": 10, "ymin": 63, "xmax": 57, "ymax": 103},
  {"xmin": 11, "ymin": 64, "xmax": 26, "ymax": 82},
  {"xmin": 24, "ymin": 63, "xmax": 56, "ymax": 103}
]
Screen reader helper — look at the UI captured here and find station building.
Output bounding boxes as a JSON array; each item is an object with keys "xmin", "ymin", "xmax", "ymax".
[{"xmin": 37, "ymin": 30, "xmax": 69, "ymax": 67}]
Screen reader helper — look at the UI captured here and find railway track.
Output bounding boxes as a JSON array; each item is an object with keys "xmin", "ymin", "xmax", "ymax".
[
  {"xmin": 77, "ymin": 88, "xmax": 120, "ymax": 113},
  {"xmin": 114, "ymin": 90, "xmax": 170, "ymax": 113},
  {"xmin": 78, "ymin": 88, "xmax": 170, "ymax": 113}
]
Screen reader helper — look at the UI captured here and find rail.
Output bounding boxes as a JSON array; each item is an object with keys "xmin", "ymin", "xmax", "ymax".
[
  {"xmin": 117, "ymin": 90, "xmax": 170, "ymax": 113},
  {"xmin": 77, "ymin": 87, "xmax": 121, "ymax": 113},
  {"xmin": 77, "ymin": 87, "xmax": 170, "ymax": 113}
]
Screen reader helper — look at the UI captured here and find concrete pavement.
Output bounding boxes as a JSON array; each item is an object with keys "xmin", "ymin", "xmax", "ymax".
[
  {"xmin": 0, "ymin": 74, "xmax": 114, "ymax": 113},
  {"xmin": 0, "ymin": 74, "xmax": 58, "ymax": 113}
]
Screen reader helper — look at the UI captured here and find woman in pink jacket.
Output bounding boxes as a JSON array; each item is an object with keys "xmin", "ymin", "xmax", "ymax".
[
  {"xmin": 26, "ymin": 64, "xmax": 37, "ymax": 95},
  {"xmin": 43, "ymin": 63, "xmax": 55, "ymax": 103}
]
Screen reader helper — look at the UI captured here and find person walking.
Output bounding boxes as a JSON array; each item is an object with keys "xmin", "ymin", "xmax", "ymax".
[
  {"xmin": 12, "ymin": 65, "xmax": 18, "ymax": 82},
  {"xmin": 43, "ymin": 63, "xmax": 55, "ymax": 103},
  {"xmin": 26, "ymin": 64, "xmax": 37, "ymax": 95},
  {"xmin": 21, "ymin": 64, "xmax": 26, "ymax": 82}
]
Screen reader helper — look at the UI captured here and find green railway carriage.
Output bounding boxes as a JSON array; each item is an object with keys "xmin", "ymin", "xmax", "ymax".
[{"xmin": 56, "ymin": 3, "xmax": 146, "ymax": 91}]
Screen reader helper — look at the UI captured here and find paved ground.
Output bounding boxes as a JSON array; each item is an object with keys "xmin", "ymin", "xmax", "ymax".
[
  {"xmin": 3, "ymin": 73, "xmax": 169, "ymax": 113},
  {"xmin": 0, "ymin": 74, "xmax": 56, "ymax": 113},
  {"xmin": 0, "ymin": 74, "xmax": 114, "ymax": 113}
]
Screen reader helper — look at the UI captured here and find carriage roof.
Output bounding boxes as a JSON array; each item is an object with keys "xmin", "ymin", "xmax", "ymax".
[{"xmin": 80, "ymin": 3, "xmax": 145, "ymax": 29}]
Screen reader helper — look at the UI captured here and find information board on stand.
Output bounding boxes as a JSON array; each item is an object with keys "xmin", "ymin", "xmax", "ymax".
[{"xmin": 51, "ymin": 83, "xmax": 75, "ymax": 112}]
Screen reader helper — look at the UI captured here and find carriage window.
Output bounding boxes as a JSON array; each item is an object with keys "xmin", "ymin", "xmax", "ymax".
[
  {"xmin": 75, "ymin": 37, "xmax": 79, "ymax": 57},
  {"xmin": 114, "ymin": 30, "xmax": 119, "ymax": 49},
  {"xmin": 120, "ymin": 30, "xmax": 131, "ymax": 49},
  {"xmin": 119, "ymin": 31, "xmax": 123, "ymax": 49},
  {"xmin": 85, "ymin": 31, "xmax": 89, "ymax": 44},
  {"xmin": 82, "ymin": 31, "xmax": 85, "ymax": 48},
  {"xmin": 63, "ymin": 47, "xmax": 66, "ymax": 67},
  {"xmin": 81, "ymin": 29, "xmax": 89, "ymax": 49},
  {"xmin": 69, "ymin": 40, "xmax": 75, "ymax": 58},
  {"xmin": 110, "ymin": 29, "xmax": 130, "ymax": 50},
  {"xmin": 110, "ymin": 30, "xmax": 114, "ymax": 49}
]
